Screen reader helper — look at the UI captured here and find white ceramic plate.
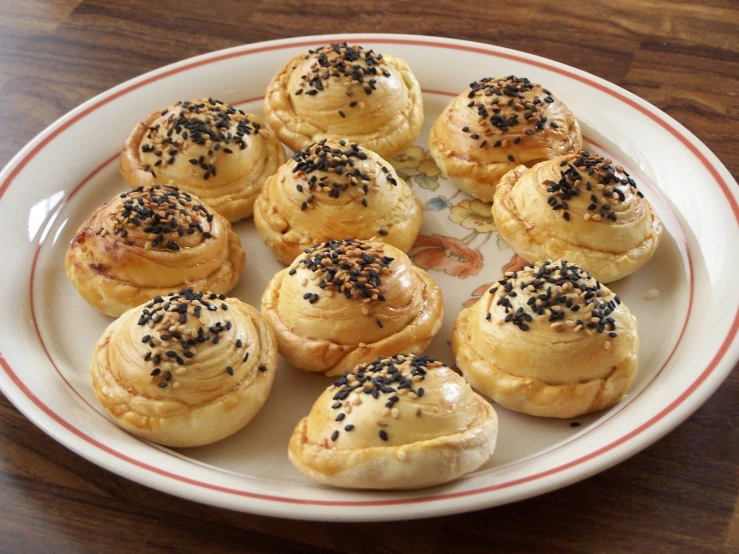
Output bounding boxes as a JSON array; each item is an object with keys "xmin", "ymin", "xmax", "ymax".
[{"xmin": 0, "ymin": 34, "xmax": 737, "ymax": 522}]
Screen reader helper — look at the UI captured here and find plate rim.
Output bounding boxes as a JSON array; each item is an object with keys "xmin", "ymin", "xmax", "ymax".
[{"xmin": 0, "ymin": 32, "xmax": 737, "ymax": 521}]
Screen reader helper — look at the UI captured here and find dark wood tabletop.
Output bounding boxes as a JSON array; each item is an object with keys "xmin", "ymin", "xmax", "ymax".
[{"xmin": 1, "ymin": 1, "xmax": 737, "ymax": 552}]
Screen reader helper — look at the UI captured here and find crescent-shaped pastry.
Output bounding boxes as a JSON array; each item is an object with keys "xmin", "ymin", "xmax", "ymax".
[
  {"xmin": 65, "ymin": 185, "xmax": 244, "ymax": 317},
  {"xmin": 263, "ymin": 43, "xmax": 423, "ymax": 159},
  {"xmin": 261, "ymin": 239, "xmax": 443, "ymax": 376},
  {"xmin": 493, "ymin": 151, "xmax": 663, "ymax": 283},
  {"xmin": 253, "ymin": 139, "xmax": 422, "ymax": 265},
  {"xmin": 90, "ymin": 290, "xmax": 277, "ymax": 447},
  {"xmin": 120, "ymin": 98, "xmax": 285, "ymax": 222},
  {"xmin": 452, "ymin": 260, "xmax": 638, "ymax": 418},
  {"xmin": 429, "ymin": 76, "xmax": 582, "ymax": 201},
  {"xmin": 288, "ymin": 354, "xmax": 498, "ymax": 489}
]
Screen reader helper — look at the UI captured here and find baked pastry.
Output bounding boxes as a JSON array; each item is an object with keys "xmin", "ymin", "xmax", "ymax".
[
  {"xmin": 120, "ymin": 98, "xmax": 285, "ymax": 222},
  {"xmin": 493, "ymin": 151, "xmax": 663, "ymax": 283},
  {"xmin": 90, "ymin": 289, "xmax": 277, "ymax": 447},
  {"xmin": 263, "ymin": 43, "xmax": 423, "ymax": 159},
  {"xmin": 261, "ymin": 239, "xmax": 443, "ymax": 376},
  {"xmin": 66, "ymin": 185, "xmax": 244, "ymax": 317},
  {"xmin": 254, "ymin": 139, "xmax": 422, "ymax": 265},
  {"xmin": 429, "ymin": 76, "xmax": 582, "ymax": 201},
  {"xmin": 288, "ymin": 354, "xmax": 498, "ymax": 489},
  {"xmin": 453, "ymin": 260, "xmax": 638, "ymax": 418}
]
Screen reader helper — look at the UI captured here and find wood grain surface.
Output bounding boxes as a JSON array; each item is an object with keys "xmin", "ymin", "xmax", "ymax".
[{"xmin": 0, "ymin": 1, "xmax": 737, "ymax": 552}]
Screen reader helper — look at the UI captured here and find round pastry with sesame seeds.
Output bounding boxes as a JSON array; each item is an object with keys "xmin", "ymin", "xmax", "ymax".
[
  {"xmin": 261, "ymin": 239, "xmax": 443, "ymax": 376},
  {"xmin": 492, "ymin": 151, "xmax": 663, "ymax": 283},
  {"xmin": 253, "ymin": 139, "xmax": 422, "ymax": 265},
  {"xmin": 429, "ymin": 76, "xmax": 582, "ymax": 202},
  {"xmin": 89, "ymin": 290, "xmax": 277, "ymax": 447},
  {"xmin": 120, "ymin": 98, "xmax": 285, "ymax": 222},
  {"xmin": 65, "ymin": 185, "xmax": 244, "ymax": 317},
  {"xmin": 288, "ymin": 354, "xmax": 498, "ymax": 489},
  {"xmin": 263, "ymin": 43, "xmax": 423, "ymax": 159},
  {"xmin": 452, "ymin": 260, "xmax": 639, "ymax": 418}
]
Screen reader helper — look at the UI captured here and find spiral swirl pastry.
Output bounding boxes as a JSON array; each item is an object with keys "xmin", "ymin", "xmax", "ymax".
[
  {"xmin": 453, "ymin": 260, "xmax": 638, "ymax": 418},
  {"xmin": 254, "ymin": 139, "xmax": 422, "ymax": 265},
  {"xmin": 289, "ymin": 354, "xmax": 498, "ymax": 489},
  {"xmin": 65, "ymin": 185, "xmax": 244, "ymax": 316},
  {"xmin": 90, "ymin": 289, "xmax": 277, "ymax": 447},
  {"xmin": 261, "ymin": 239, "xmax": 443, "ymax": 376},
  {"xmin": 493, "ymin": 151, "xmax": 663, "ymax": 282},
  {"xmin": 429, "ymin": 76, "xmax": 582, "ymax": 201},
  {"xmin": 120, "ymin": 98, "xmax": 285, "ymax": 222},
  {"xmin": 263, "ymin": 43, "xmax": 424, "ymax": 159}
]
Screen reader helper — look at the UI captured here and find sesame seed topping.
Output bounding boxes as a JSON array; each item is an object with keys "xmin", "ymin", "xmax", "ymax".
[
  {"xmin": 288, "ymin": 139, "xmax": 392, "ymax": 204},
  {"xmin": 461, "ymin": 76, "xmax": 562, "ymax": 148},
  {"xmin": 545, "ymin": 151, "xmax": 641, "ymax": 221},
  {"xmin": 295, "ymin": 43, "xmax": 389, "ymax": 105},
  {"xmin": 324, "ymin": 354, "xmax": 445, "ymax": 446},
  {"xmin": 488, "ymin": 260, "xmax": 620, "ymax": 335},
  {"xmin": 140, "ymin": 98, "xmax": 258, "ymax": 179},
  {"xmin": 290, "ymin": 239, "xmax": 393, "ymax": 307},
  {"xmin": 135, "ymin": 290, "xmax": 254, "ymax": 389},
  {"xmin": 110, "ymin": 185, "xmax": 213, "ymax": 249}
]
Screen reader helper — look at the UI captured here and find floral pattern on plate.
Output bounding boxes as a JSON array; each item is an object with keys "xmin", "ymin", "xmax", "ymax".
[{"xmin": 392, "ymin": 146, "xmax": 515, "ymax": 303}]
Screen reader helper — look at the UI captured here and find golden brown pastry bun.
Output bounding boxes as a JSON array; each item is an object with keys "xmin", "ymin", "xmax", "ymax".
[
  {"xmin": 263, "ymin": 43, "xmax": 423, "ymax": 159},
  {"xmin": 120, "ymin": 98, "xmax": 285, "ymax": 222},
  {"xmin": 493, "ymin": 151, "xmax": 663, "ymax": 283},
  {"xmin": 429, "ymin": 76, "xmax": 582, "ymax": 201},
  {"xmin": 452, "ymin": 260, "xmax": 638, "ymax": 418},
  {"xmin": 66, "ymin": 185, "xmax": 244, "ymax": 317},
  {"xmin": 253, "ymin": 139, "xmax": 422, "ymax": 265},
  {"xmin": 288, "ymin": 354, "xmax": 498, "ymax": 489},
  {"xmin": 90, "ymin": 290, "xmax": 277, "ymax": 447},
  {"xmin": 261, "ymin": 239, "xmax": 443, "ymax": 376}
]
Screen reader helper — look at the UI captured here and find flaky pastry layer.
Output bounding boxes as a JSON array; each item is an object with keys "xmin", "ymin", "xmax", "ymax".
[
  {"xmin": 429, "ymin": 76, "xmax": 582, "ymax": 201},
  {"xmin": 261, "ymin": 241, "xmax": 443, "ymax": 375},
  {"xmin": 253, "ymin": 140, "xmax": 422, "ymax": 265},
  {"xmin": 263, "ymin": 44, "xmax": 423, "ymax": 159},
  {"xmin": 493, "ymin": 154, "xmax": 663, "ymax": 283},
  {"xmin": 288, "ymin": 355, "xmax": 498, "ymax": 489},
  {"xmin": 66, "ymin": 186, "xmax": 245, "ymax": 317},
  {"xmin": 120, "ymin": 100, "xmax": 285, "ymax": 222},
  {"xmin": 90, "ymin": 295, "xmax": 277, "ymax": 447}
]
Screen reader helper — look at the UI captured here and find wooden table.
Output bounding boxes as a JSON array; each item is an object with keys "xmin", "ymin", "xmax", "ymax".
[{"xmin": 0, "ymin": 1, "xmax": 736, "ymax": 552}]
